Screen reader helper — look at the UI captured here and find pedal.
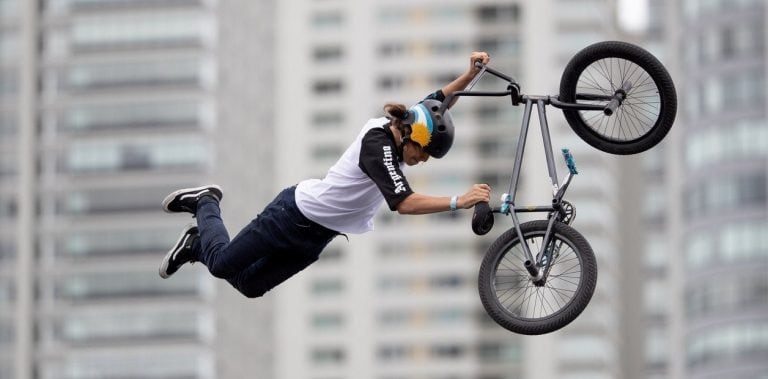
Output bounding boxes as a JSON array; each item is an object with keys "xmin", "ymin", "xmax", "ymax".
[{"xmin": 562, "ymin": 148, "xmax": 578, "ymax": 175}]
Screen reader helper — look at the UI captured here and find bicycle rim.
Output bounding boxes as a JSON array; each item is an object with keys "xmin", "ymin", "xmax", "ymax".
[
  {"xmin": 575, "ymin": 57, "xmax": 661, "ymax": 143},
  {"xmin": 492, "ymin": 232, "xmax": 583, "ymax": 320}
]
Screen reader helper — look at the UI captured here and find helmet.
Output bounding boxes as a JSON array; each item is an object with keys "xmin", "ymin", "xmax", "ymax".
[{"xmin": 405, "ymin": 99, "xmax": 455, "ymax": 159}]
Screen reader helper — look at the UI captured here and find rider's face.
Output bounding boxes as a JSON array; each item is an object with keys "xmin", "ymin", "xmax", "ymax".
[{"xmin": 403, "ymin": 141, "xmax": 430, "ymax": 166}]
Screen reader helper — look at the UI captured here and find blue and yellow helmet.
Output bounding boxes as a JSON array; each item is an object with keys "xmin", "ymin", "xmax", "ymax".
[{"xmin": 405, "ymin": 99, "xmax": 455, "ymax": 159}]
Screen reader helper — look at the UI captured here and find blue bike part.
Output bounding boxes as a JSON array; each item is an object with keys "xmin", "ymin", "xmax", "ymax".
[
  {"xmin": 499, "ymin": 193, "xmax": 511, "ymax": 215},
  {"xmin": 562, "ymin": 148, "xmax": 578, "ymax": 175}
]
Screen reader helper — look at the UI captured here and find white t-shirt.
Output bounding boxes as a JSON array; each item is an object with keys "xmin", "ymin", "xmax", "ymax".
[{"xmin": 295, "ymin": 117, "xmax": 414, "ymax": 234}]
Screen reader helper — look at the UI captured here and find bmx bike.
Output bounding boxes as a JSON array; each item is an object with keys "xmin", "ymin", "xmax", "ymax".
[{"xmin": 443, "ymin": 41, "xmax": 677, "ymax": 335}]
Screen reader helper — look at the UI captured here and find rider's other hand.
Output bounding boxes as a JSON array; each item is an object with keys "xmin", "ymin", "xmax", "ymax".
[
  {"xmin": 469, "ymin": 52, "xmax": 490, "ymax": 74},
  {"xmin": 459, "ymin": 183, "xmax": 491, "ymax": 209}
]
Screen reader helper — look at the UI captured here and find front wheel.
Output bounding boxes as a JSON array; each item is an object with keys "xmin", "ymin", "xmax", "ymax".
[
  {"xmin": 478, "ymin": 220, "xmax": 597, "ymax": 335},
  {"xmin": 559, "ymin": 41, "xmax": 677, "ymax": 155}
]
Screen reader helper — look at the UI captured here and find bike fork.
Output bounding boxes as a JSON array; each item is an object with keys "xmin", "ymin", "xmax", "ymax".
[{"xmin": 505, "ymin": 98, "xmax": 578, "ymax": 283}]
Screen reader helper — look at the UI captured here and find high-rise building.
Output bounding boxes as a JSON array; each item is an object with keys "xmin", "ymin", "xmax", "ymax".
[
  {"xmin": 0, "ymin": 0, "xmax": 275, "ymax": 378},
  {"xmin": 675, "ymin": 1, "xmax": 768, "ymax": 378},
  {"xmin": 616, "ymin": 0, "xmax": 681, "ymax": 378},
  {"xmin": 272, "ymin": 1, "xmax": 623, "ymax": 378}
]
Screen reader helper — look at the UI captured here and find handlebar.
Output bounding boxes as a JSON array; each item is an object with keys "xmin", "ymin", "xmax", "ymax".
[{"xmin": 472, "ymin": 61, "xmax": 516, "ymax": 83}]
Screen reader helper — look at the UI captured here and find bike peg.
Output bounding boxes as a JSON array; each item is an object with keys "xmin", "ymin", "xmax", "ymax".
[{"xmin": 472, "ymin": 202, "xmax": 494, "ymax": 236}]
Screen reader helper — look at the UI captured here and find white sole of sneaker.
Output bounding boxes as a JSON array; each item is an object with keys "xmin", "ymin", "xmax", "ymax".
[
  {"xmin": 159, "ymin": 225, "xmax": 197, "ymax": 279},
  {"xmin": 161, "ymin": 184, "xmax": 223, "ymax": 213}
]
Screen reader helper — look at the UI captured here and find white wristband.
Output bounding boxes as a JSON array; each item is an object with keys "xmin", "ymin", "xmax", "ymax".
[{"xmin": 450, "ymin": 195, "xmax": 458, "ymax": 211}]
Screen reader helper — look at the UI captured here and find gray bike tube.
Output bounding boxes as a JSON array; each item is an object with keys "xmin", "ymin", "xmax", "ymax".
[
  {"xmin": 464, "ymin": 63, "xmax": 487, "ymax": 92},
  {"xmin": 508, "ymin": 204, "xmax": 537, "ymax": 265},
  {"xmin": 536, "ymin": 99, "xmax": 560, "ymax": 192},
  {"xmin": 508, "ymin": 99, "xmax": 534, "ymax": 203},
  {"xmin": 536, "ymin": 215, "xmax": 561, "ymax": 282}
]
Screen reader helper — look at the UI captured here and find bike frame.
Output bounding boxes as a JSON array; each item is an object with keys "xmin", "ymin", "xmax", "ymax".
[{"xmin": 447, "ymin": 63, "xmax": 610, "ymax": 282}]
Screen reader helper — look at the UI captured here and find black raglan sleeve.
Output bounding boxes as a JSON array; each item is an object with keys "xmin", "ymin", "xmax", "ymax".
[
  {"xmin": 423, "ymin": 89, "xmax": 446, "ymax": 102},
  {"xmin": 358, "ymin": 129, "xmax": 414, "ymax": 211}
]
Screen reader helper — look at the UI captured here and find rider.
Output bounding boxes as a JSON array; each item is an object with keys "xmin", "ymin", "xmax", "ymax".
[{"xmin": 158, "ymin": 52, "xmax": 492, "ymax": 298}]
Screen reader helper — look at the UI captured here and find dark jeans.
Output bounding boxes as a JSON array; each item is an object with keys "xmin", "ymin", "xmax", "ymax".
[{"xmin": 193, "ymin": 186, "xmax": 339, "ymax": 298}]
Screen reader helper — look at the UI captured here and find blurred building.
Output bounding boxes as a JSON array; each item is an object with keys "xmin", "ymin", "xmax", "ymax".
[
  {"xmin": 674, "ymin": 1, "xmax": 768, "ymax": 378},
  {"xmin": 625, "ymin": 1, "xmax": 768, "ymax": 378},
  {"xmin": 0, "ymin": 0, "xmax": 274, "ymax": 378},
  {"xmin": 616, "ymin": 0, "xmax": 680, "ymax": 378},
  {"xmin": 272, "ymin": 1, "xmax": 624, "ymax": 378}
]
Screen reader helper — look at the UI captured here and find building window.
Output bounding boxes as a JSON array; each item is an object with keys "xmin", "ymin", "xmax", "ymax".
[
  {"xmin": 0, "ymin": 317, "xmax": 14, "ymax": 345},
  {"xmin": 312, "ymin": 10, "xmax": 344, "ymax": 29},
  {"xmin": 311, "ymin": 144, "xmax": 344, "ymax": 161},
  {"xmin": 687, "ymin": 322, "xmax": 768, "ymax": 367},
  {"xmin": 687, "ymin": 221, "xmax": 768, "ymax": 268},
  {"xmin": 311, "ymin": 312, "xmax": 344, "ymax": 330},
  {"xmin": 475, "ymin": 4, "xmax": 520, "ymax": 23},
  {"xmin": 59, "ymin": 228, "xmax": 182, "ymax": 257},
  {"xmin": 54, "ymin": 309, "xmax": 203, "ymax": 343},
  {"xmin": 430, "ymin": 343, "xmax": 465, "ymax": 359},
  {"xmin": 686, "ymin": 173, "xmax": 767, "ymax": 219},
  {"xmin": 63, "ymin": 59, "xmax": 201, "ymax": 91},
  {"xmin": 378, "ymin": 41, "xmax": 407, "ymax": 58},
  {"xmin": 0, "ymin": 238, "xmax": 14, "ymax": 261},
  {"xmin": 685, "ymin": 119, "xmax": 768, "ymax": 169},
  {"xmin": 720, "ymin": 26, "xmax": 735, "ymax": 58},
  {"xmin": 61, "ymin": 101, "xmax": 201, "ymax": 132},
  {"xmin": 64, "ymin": 138, "xmax": 209, "ymax": 173},
  {"xmin": 311, "ymin": 346, "xmax": 346, "ymax": 365},
  {"xmin": 557, "ymin": 335, "xmax": 613, "ymax": 362},
  {"xmin": 377, "ymin": 75, "xmax": 404, "ymax": 91},
  {"xmin": 311, "ymin": 111, "xmax": 344, "ymax": 128},
  {"xmin": 0, "ymin": 278, "xmax": 15, "ymax": 305},
  {"xmin": 71, "ymin": 14, "xmax": 205, "ymax": 51},
  {"xmin": 313, "ymin": 45, "xmax": 344, "ymax": 62},
  {"xmin": 313, "ymin": 79, "xmax": 344, "ymax": 95},
  {"xmin": 311, "ymin": 278, "xmax": 344, "ymax": 296},
  {"xmin": 58, "ymin": 186, "xmax": 179, "ymax": 215},
  {"xmin": 56, "ymin": 270, "xmax": 199, "ymax": 301},
  {"xmin": 686, "ymin": 275, "xmax": 768, "ymax": 319},
  {"xmin": 477, "ymin": 342, "xmax": 522, "ymax": 363},
  {"xmin": 377, "ymin": 344, "xmax": 412, "ymax": 362},
  {"xmin": 58, "ymin": 350, "xmax": 209, "ymax": 379}
]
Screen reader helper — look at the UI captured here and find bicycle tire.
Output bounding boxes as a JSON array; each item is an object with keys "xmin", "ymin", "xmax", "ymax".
[
  {"xmin": 559, "ymin": 41, "xmax": 677, "ymax": 155},
  {"xmin": 478, "ymin": 220, "xmax": 597, "ymax": 335}
]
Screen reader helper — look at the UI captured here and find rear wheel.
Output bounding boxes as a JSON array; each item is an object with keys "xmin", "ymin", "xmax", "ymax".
[{"xmin": 559, "ymin": 41, "xmax": 677, "ymax": 155}]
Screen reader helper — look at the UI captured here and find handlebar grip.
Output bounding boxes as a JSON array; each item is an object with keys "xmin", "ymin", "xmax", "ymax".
[
  {"xmin": 471, "ymin": 202, "xmax": 494, "ymax": 236},
  {"xmin": 473, "ymin": 60, "xmax": 485, "ymax": 69}
]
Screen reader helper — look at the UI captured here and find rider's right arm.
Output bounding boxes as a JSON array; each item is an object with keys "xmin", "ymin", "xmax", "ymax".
[{"xmin": 396, "ymin": 184, "xmax": 492, "ymax": 215}]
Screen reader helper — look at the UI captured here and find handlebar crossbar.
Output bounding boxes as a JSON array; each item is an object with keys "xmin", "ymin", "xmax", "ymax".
[{"xmin": 441, "ymin": 62, "xmax": 610, "ymax": 114}]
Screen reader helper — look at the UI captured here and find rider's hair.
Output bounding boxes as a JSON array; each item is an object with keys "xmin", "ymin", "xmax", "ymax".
[{"xmin": 383, "ymin": 102, "xmax": 411, "ymax": 136}]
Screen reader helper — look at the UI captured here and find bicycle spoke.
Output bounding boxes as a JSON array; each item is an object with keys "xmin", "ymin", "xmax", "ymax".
[
  {"xmin": 492, "ymin": 231, "xmax": 584, "ymax": 320},
  {"xmin": 573, "ymin": 57, "xmax": 662, "ymax": 143}
]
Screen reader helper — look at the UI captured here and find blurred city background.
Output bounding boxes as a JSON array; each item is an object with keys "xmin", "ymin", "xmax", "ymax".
[{"xmin": 0, "ymin": 0, "xmax": 766, "ymax": 378}]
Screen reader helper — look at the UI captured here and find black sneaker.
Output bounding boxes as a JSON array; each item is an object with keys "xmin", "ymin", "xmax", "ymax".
[
  {"xmin": 159, "ymin": 224, "xmax": 199, "ymax": 279},
  {"xmin": 161, "ymin": 185, "xmax": 223, "ymax": 215}
]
